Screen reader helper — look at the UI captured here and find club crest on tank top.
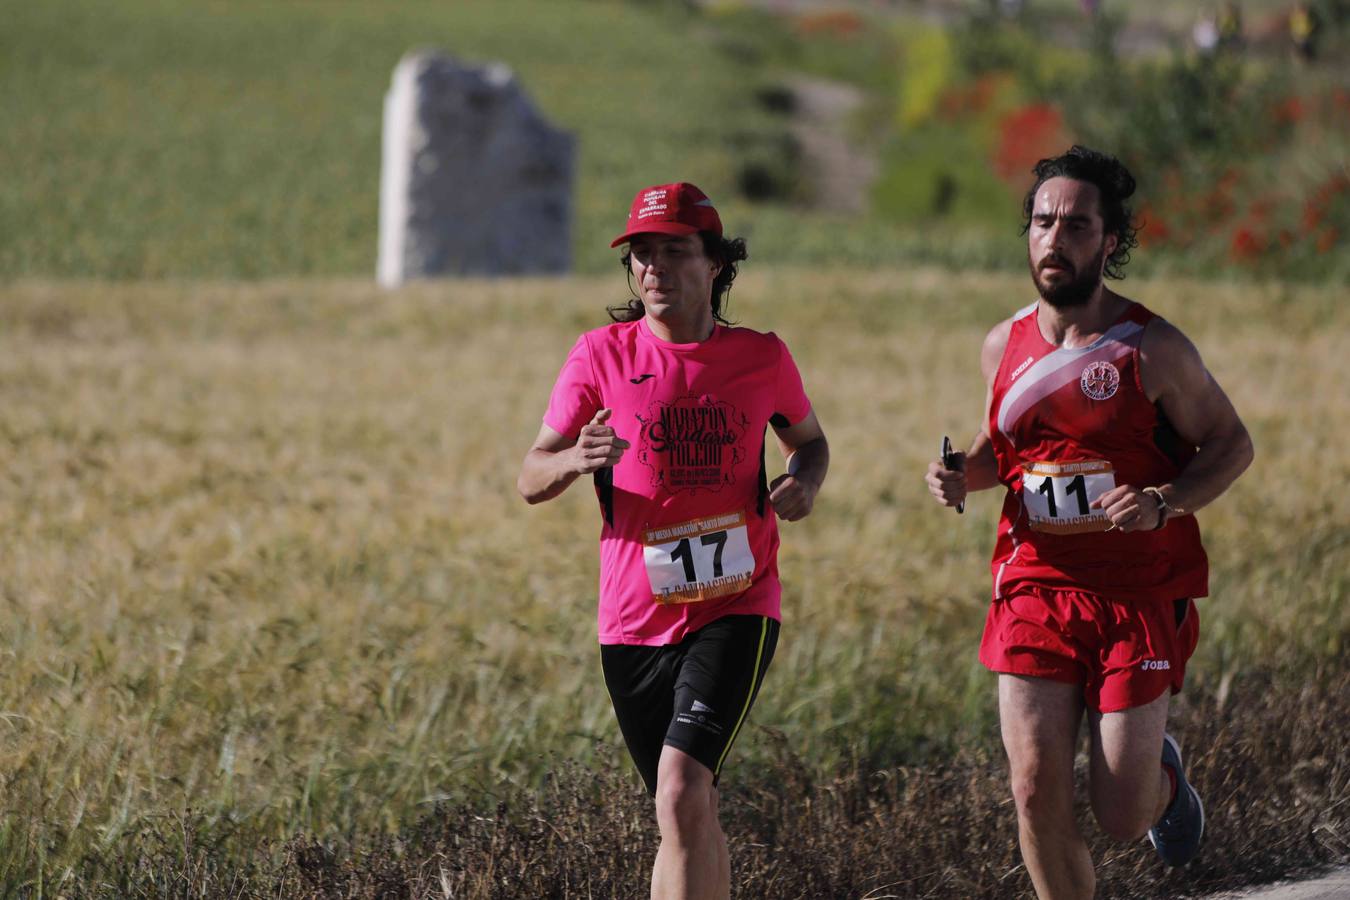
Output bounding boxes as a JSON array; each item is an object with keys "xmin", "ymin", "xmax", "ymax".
[{"xmin": 1080, "ymin": 360, "xmax": 1121, "ymax": 400}]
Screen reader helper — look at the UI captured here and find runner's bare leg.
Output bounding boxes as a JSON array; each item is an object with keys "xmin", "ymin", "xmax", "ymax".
[
  {"xmin": 712, "ymin": 786, "xmax": 729, "ymax": 897},
  {"xmin": 1000, "ymin": 674, "xmax": 1094, "ymax": 900},
  {"xmin": 1087, "ymin": 691, "xmax": 1172, "ymax": 840},
  {"xmin": 652, "ymin": 746, "xmax": 728, "ymax": 900}
]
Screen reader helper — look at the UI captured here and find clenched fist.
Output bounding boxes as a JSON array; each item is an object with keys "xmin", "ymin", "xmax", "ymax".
[
  {"xmin": 572, "ymin": 408, "xmax": 630, "ymax": 474},
  {"xmin": 1091, "ymin": 485, "xmax": 1164, "ymax": 532},
  {"xmin": 925, "ymin": 454, "xmax": 967, "ymax": 509},
  {"xmin": 769, "ymin": 473, "xmax": 817, "ymax": 522}
]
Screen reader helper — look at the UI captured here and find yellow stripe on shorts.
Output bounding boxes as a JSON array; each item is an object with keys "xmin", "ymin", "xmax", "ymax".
[{"xmin": 715, "ymin": 617, "xmax": 769, "ymax": 775}]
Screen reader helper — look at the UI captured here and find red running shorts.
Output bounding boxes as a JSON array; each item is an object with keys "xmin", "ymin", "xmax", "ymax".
[{"xmin": 979, "ymin": 587, "xmax": 1200, "ymax": 713}]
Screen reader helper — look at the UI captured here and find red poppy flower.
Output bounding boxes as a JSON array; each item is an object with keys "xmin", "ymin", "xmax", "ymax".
[
  {"xmin": 1230, "ymin": 228, "xmax": 1265, "ymax": 261},
  {"xmin": 994, "ymin": 104, "xmax": 1066, "ymax": 183}
]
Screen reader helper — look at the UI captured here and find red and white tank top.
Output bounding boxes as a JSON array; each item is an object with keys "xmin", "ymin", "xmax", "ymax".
[{"xmin": 987, "ymin": 300, "xmax": 1208, "ymax": 602}]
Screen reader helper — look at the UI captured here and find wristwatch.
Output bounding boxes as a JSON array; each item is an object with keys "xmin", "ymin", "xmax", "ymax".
[{"xmin": 1142, "ymin": 486, "xmax": 1174, "ymax": 530}]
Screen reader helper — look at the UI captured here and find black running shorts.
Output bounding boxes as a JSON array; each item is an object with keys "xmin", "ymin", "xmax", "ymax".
[{"xmin": 600, "ymin": 614, "xmax": 779, "ymax": 796}]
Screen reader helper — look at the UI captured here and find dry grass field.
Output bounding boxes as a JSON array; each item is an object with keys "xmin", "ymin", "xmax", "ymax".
[{"xmin": 0, "ymin": 270, "xmax": 1345, "ymax": 896}]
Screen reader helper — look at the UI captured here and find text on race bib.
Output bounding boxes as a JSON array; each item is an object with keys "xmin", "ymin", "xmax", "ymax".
[
  {"xmin": 643, "ymin": 511, "xmax": 756, "ymax": 605},
  {"xmin": 1020, "ymin": 459, "xmax": 1116, "ymax": 534}
]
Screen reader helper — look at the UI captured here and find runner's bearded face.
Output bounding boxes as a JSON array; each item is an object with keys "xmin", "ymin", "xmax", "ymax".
[
  {"xmin": 628, "ymin": 233, "xmax": 721, "ymax": 321},
  {"xmin": 1026, "ymin": 176, "xmax": 1116, "ymax": 309}
]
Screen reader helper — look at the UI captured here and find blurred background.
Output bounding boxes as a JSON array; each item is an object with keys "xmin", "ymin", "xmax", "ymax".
[
  {"xmin": 3, "ymin": 0, "xmax": 1346, "ymax": 280},
  {"xmin": 0, "ymin": 2, "xmax": 1346, "ymax": 897}
]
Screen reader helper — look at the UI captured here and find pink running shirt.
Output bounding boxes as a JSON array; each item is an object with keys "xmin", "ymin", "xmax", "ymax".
[{"xmin": 543, "ymin": 319, "xmax": 813, "ymax": 646}]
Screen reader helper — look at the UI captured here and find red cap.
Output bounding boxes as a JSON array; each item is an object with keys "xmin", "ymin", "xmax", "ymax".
[{"xmin": 610, "ymin": 182, "xmax": 723, "ymax": 247}]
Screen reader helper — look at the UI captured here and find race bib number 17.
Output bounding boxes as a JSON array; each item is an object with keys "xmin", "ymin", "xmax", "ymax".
[
  {"xmin": 1021, "ymin": 460, "xmax": 1116, "ymax": 534},
  {"xmin": 643, "ymin": 511, "xmax": 756, "ymax": 605}
]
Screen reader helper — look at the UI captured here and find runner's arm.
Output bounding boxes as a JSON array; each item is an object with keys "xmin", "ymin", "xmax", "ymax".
[
  {"xmin": 769, "ymin": 410, "xmax": 828, "ymax": 522},
  {"xmin": 961, "ymin": 426, "xmax": 1002, "ymax": 492},
  {"xmin": 1138, "ymin": 319, "xmax": 1254, "ymax": 518},
  {"xmin": 517, "ymin": 410, "xmax": 630, "ymax": 505},
  {"xmin": 926, "ymin": 320, "xmax": 1010, "ymax": 505}
]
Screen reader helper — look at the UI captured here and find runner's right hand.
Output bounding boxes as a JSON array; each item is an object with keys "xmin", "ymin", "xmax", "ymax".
[
  {"xmin": 572, "ymin": 408, "xmax": 630, "ymax": 474},
  {"xmin": 925, "ymin": 455, "xmax": 967, "ymax": 508}
]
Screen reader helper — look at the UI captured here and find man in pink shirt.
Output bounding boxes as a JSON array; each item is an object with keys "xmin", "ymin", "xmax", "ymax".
[{"xmin": 519, "ymin": 182, "xmax": 829, "ymax": 899}]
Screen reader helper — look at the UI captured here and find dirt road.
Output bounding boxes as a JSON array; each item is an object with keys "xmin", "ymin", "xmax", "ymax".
[{"xmin": 1204, "ymin": 869, "xmax": 1350, "ymax": 899}]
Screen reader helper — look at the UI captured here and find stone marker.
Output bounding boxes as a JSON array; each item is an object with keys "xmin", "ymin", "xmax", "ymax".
[{"xmin": 377, "ymin": 51, "xmax": 575, "ymax": 287}]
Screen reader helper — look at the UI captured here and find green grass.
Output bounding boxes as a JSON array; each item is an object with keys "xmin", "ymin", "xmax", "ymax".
[
  {"xmin": 4, "ymin": 0, "xmax": 1345, "ymax": 282},
  {"xmin": 0, "ymin": 270, "xmax": 1344, "ymax": 890},
  {"xmin": 0, "ymin": 0, "xmax": 799, "ymax": 278}
]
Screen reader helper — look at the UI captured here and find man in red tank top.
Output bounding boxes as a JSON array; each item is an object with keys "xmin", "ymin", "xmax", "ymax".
[{"xmin": 925, "ymin": 146, "xmax": 1253, "ymax": 899}]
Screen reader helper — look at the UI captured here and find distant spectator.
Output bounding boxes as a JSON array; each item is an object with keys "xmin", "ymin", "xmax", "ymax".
[
  {"xmin": 1290, "ymin": 2, "xmax": 1321, "ymax": 59},
  {"xmin": 1217, "ymin": 2, "xmax": 1245, "ymax": 49},
  {"xmin": 1080, "ymin": 0, "xmax": 1100, "ymax": 17},
  {"xmin": 999, "ymin": 0, "xmax": 1025, "ymax": 19},
  {"xmin": 1193, "ymin": 13, "xmax": 1221, "ymax": 54}
]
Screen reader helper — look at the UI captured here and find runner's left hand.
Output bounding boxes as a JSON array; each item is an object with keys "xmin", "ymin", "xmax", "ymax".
[
  {"xmin": 769, "ymin": 474, "xmax": 816, "ymax": 522},
  {"xmin": 1091, "ymin": 485, "xmax": 1163, "ymax": 532}
]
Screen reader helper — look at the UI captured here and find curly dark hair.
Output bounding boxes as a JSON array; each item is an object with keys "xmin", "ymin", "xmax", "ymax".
[
  {"xmin": 608, "ymin": 233, "xmax": 748, "ymax": 325},
  {"xmin": 1021, "ymin": 145, "xmax": 1140, "ymax": 280}
]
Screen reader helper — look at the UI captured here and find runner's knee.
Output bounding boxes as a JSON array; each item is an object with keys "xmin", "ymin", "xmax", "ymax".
[
  {"xmin": 655, "ymin": 770, "xmax": 715, "ymax": 838},
  {"xmin": 1010, "ymin": 763, "xmax": 1073, "ymax": 829},
  {"xmin": 1089, "ymin": 747, "xmax": 1168, "ymax": 841},
  {"xmin": 1092, "ymin": 793, "xmax": 1155, "ymax": 841}
]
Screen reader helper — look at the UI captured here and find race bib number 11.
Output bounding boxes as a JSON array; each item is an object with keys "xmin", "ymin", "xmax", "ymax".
[
  {"xmin": 1021, "ymin": 460, "xmax": 1116, "ymax": 534},
  {"xmin": 643, "ymin": 511, "xmax": 756, "ymax": 605}
]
